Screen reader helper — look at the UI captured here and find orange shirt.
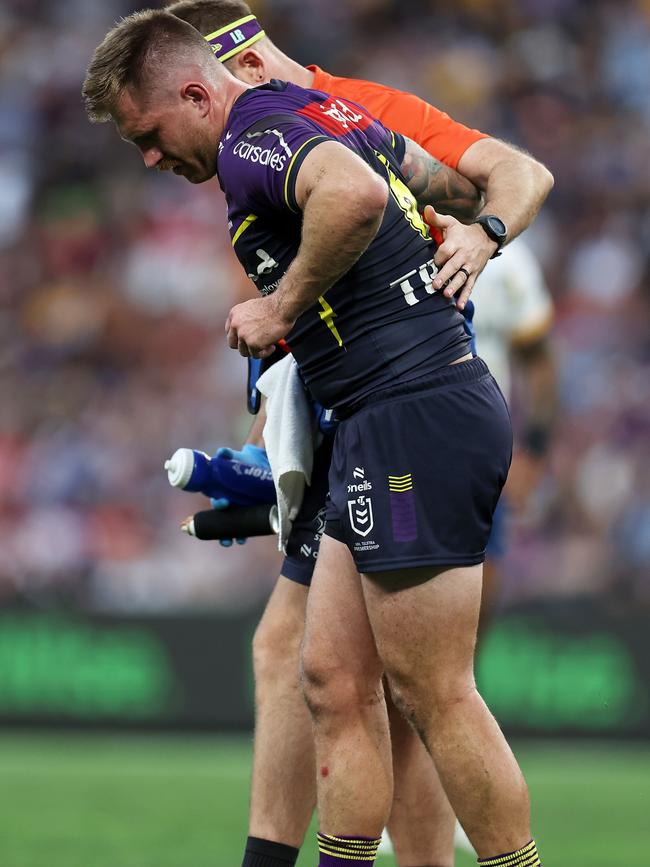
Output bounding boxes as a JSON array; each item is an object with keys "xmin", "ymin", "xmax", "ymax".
[{"xmin": 308, "ymin": 65, "xmax": 488, "ymax": 169}]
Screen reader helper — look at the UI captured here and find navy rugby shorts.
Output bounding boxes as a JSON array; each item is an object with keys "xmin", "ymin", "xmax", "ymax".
[
  {"xmin": 281, "ymin": 436, "xmax": 334, "ymax": 586},
  {"xmin": 323, "ymin": 357, "xmax": 512, "ymax": 572}
]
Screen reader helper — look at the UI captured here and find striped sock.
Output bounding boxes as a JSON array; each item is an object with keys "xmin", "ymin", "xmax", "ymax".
[
  {"xmin": 317, "ymin": 833, "xmax": 381, "ymax": 866},
  {"xmin": 477, "ymin": 839, "xmax": 541, "ymax": 866}
]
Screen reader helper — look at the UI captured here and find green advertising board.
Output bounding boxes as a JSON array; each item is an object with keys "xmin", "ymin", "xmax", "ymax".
[
  {"xmin": 0, "ymin": 602, "xmax": 648, "ymax": 736},
  {"xmin": 477, "ymin": 614, "xmax": 647, "ymax": 735}
]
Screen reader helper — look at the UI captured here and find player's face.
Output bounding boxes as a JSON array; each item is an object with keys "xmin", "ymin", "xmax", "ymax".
[{"xmin": 115, "ymin": 89, "xmax": 219, "ymax": 184}]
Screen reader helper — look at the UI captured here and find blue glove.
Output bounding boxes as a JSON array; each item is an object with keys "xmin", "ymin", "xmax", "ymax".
[
  {"xmin": 209, "ymin": 444, "xmax": 274, "ymax": 547},
  {"xmin": 209, "ymin": 444, "xmax": 274, "ymax": 508}
]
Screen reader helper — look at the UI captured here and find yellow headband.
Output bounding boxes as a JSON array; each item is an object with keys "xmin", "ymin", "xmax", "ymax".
[{"xmin": 204, "ymin": 14, "xmax": 266, "ymax": 63}]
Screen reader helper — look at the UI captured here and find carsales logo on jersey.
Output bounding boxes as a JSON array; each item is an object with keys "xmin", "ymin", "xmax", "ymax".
[{"xmin": 233, "ymin": 140, "xmax": 287, "ymax": 171}]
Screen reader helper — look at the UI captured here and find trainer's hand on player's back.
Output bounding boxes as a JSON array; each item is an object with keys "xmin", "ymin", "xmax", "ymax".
[
  {"xmin": 226, "ymin": 296, "xmax": 294, "ymax": 358},
  {"xmin": 424, "ymin": 205, "xmax": 498, "ymax": 310}
]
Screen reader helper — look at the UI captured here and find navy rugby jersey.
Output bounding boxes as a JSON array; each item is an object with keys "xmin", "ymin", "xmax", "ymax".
[{"xmin": 217, "ymin": 80, "xmax": 469, "ymax": 410}]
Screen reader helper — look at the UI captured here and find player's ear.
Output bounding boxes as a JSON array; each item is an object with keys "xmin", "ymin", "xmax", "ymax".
[
  {"xmin": 181, "ymin": 83, "xmax": 211, "ymax": 116},
  {"xmin": 227, "ymin": 49, "xmax": 266, "ymax": 85}
]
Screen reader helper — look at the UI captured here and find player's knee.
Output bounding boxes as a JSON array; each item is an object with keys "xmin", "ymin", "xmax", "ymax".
[
  {"xmin": 300, "ymin": 649, "xmax": 382, "ymax": 722},
  {"xmin": 387, "ymin": 666, "xmax": 476, "ymax": 731}
]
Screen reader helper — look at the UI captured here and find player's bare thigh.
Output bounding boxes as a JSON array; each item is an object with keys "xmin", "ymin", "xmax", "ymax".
[
  {"xmin": 302, "ymin": 534, "xmax": 383, "ymax": 700},
  {"xmin": 360, "ymin": 564, "xmax": 483, "ymax": 710}
]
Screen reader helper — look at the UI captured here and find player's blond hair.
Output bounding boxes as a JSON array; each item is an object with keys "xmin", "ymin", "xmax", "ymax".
[{"xmin": 82, "ymin": 9, "xmax": 217, "ymax": 122}]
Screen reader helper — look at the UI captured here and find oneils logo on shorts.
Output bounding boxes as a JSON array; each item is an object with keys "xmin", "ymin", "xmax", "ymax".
[{"xmin": 348, "ymin": 466, "xmax": 372, "ymax": 494}]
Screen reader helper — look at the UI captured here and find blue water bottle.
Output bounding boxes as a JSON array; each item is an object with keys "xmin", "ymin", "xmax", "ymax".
[{"xmin": 164, "ymin": 447, "xmax": 275, "ymax": 506}]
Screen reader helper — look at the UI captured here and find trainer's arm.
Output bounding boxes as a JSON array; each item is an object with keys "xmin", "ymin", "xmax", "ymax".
[
  {"xmin": 400, "ymin": 136, "xmax": 484, "ymax": 222},
  {"xmin": 226, "ymin": 141, "xmax": 388, "ymax": 358},
  {"xmin": 457, "ymin": 138, "xmax": 554, "ymax": 242},
  {"xmin": 410, "ymin": 139, "xmax": 554, "ymax": 311}
]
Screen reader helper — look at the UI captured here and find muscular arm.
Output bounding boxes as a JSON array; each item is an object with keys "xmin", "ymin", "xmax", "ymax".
[
  {"xmin": 400, "ymin": 136, "xmax": 484, "ymax": 222},
  {"xmin": 226, "ymin": 141, "xmax": 387, "ymax": 356},
  {"xmin": 274, "ymin": 141, "xmax": 388, "ymax": 323},
  {"xmin": 416, "ymin": 137, "xmax": 554, "ymax": 309},
  {"xmin": 457, "ymin": 137, "xmax": 554, "ymax": 243}
]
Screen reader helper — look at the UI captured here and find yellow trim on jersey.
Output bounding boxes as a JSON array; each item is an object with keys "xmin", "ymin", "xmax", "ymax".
[
  {"xmin": 283, "ymin": 136, "xmax": 325, "ymax": 211},
  {"xmin": 231, "ymin": 213, "xmax": 258, "ymax": 246},
  {"xmin": 218, "ymin": 30, "xmax": 265, "ymax": 63},
  {"xmin": 375, "ymin": 151, "xmax": 429, "ymax": 240},
  {"xmin": 204, "ymin": 15, "xmax": 256, "ymax": 43},
  {"xmin": 318, "ymin": 296, "xmax": 344, "ymax": 348}
]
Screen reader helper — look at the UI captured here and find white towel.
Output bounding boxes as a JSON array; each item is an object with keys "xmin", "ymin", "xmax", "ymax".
[{"xmin": 256, "ymin": 354, "xmax": 317, "ymax": 550}]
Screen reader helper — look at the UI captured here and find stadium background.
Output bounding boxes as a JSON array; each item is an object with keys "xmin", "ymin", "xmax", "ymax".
[{"xmin": 0, "ymin": 0, "xmax": 649, "ymax": 864}]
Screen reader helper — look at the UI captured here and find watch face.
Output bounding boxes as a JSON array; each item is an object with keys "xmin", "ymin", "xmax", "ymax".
[{"xmin": 486, "ymin": 216, "xmax": 507, "ymax": 238}]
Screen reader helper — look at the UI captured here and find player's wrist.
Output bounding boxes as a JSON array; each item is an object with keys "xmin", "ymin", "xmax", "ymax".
[
  {"xmin": 473, "ymin": 214, "xmax": 507, "ymax": 258},
  {"xmin": 272, "ymin": 273, "xmax": 310, "ymax": 325}
]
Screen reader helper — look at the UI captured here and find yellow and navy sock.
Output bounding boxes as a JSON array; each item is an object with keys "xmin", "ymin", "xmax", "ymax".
[
  {"xmin": 317, "ymin": 832, "xmax": 381, "ymax": 865},
  {"xmin": 241, "ymin": 835, "xmax": 299, "ymax": 867},
  {"xmin": 478, "ymin": 839, "xmax": 541, "ymax": 866}
]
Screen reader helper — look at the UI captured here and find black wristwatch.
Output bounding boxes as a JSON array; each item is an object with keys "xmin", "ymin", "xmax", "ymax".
[{"xmin": 474, "ymin": 215, "xmax": 507, "ymax": 258}]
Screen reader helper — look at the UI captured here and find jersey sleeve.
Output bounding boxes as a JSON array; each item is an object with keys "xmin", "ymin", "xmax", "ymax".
[{"xmin": 225, "ymin": 115, "xmax": 330, "ymax": 215}]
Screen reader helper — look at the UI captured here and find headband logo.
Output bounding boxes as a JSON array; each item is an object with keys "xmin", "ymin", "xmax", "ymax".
[{"xmin": 204, "ymin": 15, "xmax": 265, "ymax": 63}]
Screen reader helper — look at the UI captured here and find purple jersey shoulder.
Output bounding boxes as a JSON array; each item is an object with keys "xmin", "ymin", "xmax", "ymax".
[{"xmin": 217, "ymin": 80, "xmax": 400, "ymax": 216}]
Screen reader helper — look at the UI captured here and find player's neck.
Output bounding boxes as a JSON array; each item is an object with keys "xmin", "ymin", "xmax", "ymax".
[
  {"xmin": 262, "ymin": 42, "xmax": 315, "ymax": 88},
  {"xmin": 221, "ymin": 79, "xmax": 251, "ymax": 126}
]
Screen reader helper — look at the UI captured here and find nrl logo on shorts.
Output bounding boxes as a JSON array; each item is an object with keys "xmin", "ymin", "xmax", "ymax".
[{"xmin": 348, "ymin": 493, "xmax": 374, "ymax": 538}]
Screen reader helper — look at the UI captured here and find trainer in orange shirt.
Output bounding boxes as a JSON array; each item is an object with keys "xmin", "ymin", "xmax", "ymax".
[{"xmin": 166, "ymin": 5, "xmax": 553, "ymax": 867}]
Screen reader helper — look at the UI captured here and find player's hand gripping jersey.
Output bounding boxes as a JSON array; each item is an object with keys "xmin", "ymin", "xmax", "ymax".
[{"xmin": 217, "ymin": 80, "xmax": 470, "ymax": 411}]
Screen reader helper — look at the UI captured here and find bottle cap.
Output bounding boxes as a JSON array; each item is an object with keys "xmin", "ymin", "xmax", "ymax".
[{"xmin": 165, "ymin": 448, "xmax": 196, "ymax": 489}]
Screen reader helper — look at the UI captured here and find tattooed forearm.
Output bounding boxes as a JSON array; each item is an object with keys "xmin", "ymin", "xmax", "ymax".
[{"xmin": 401, "ymin": 136, "xmax": 484, "ymax": 221}]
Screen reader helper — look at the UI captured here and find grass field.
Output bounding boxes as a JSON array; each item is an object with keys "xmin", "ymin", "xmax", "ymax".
[{"xmin": 1, "ymin": 733, "xmax": 648, "ymax": 867}]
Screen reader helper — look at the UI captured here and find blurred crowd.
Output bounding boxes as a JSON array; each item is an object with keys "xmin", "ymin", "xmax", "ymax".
[{"xmin": 0, "ymin": 0, "xmax": 648, "ymax": 612}]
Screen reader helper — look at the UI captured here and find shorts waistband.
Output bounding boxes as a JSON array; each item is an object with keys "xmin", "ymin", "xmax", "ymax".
[{"xmin": 337, "ymin": 356, "xmax": 490, "ymax": 419}]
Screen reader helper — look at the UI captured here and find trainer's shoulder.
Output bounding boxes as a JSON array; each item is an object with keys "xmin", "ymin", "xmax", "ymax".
[
  {"xmin": 315, "ymin": 69, "xmax": 412, "ymax": 116},
  {"xmin": 311, "ymin": 68, "xmax": 485, "ymax": 162}
]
